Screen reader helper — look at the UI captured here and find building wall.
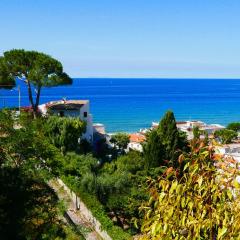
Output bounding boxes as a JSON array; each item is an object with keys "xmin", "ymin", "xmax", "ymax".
[
  {"xmin": 79, "ymin": 102, "xmax": 93, "ymax": 142},
  {"xmin": 127, "ymin": 142, "xmax": 143, "ymax": 152},
  {"xmin": 51, "ymin": 109, "xmax": 80, "ymax": 117},
  {"xmin": 39, "ymin": 101, "xmax": 93, "ymax": 143},
  {"xmin": 215, "ymin": 144, "xmax": 240, "ymax": 162}
]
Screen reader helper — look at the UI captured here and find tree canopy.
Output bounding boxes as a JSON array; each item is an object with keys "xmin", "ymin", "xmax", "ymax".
[
  {"xmin": 0, "ymin": 49, "xmax": 72, "ymax": 116},
  {"xmin": 143, "ymin": 129, "xmax": 165, "ymax": 168},
  {"xmin": 143, "ymin": 111, "xmax": 188, "ymax": 169},
  {"xmin": 214, "ymin": 129, "xmax": 238, "ymax": 144},
  {"xmin": 227, "ymin": 122, "xmax": 240, "ymax": 132},
  {"xmin": 45, "ymin": 115, "xmax": 86, "ymax": 154},
  {"xmin": 157, "ymin": 111, "xmax": 188, "ymax": 166},
  {"xmin": 110, "ymin": 132, "xmax": 130, "ymax": 154},
  {"xmin": 0, "ymin": 110, "xmax": 80, "ymax": 239}
]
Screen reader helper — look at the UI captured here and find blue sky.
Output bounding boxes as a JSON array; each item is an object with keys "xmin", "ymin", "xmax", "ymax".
[{"xmin": 0, "ymin": 0, "xmax": 240, "ymax": 78}]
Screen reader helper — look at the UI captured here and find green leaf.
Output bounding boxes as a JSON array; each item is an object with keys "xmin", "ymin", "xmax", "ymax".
[
  {"xmin": 183, "ymin": 162, "xmax": 189, "ymax": 171},
  {"xmin": 170, "ymin": 181, "xmax": 178, "ymax": 194},
  {"xmin": 217, "ymin": 227, "xmax": 228, "ymax": 239},
  {"xmin": 227, "ymin": 190, "xmax": 233, "ymax": 200}
]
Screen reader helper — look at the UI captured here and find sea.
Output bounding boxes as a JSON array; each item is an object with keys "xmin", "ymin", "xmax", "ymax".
[{"xmin": 1, "ymin": 78, "xmax": 240, "ymax": 133}]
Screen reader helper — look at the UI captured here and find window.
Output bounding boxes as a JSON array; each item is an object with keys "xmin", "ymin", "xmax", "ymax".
[
  {"xmin": 84, "ymin": 111, "xmax": 88, "ymax": 118},
  {"xmin": 59, "ymin": 111, "xmax": 64, "ymax": 117}
]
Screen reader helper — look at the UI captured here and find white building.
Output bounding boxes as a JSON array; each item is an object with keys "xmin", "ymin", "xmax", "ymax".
[
  {"xmin": 127, "ymin": 133, "xmax": 146, "ymax": 152},
  {"xmin": 93, "ymin": 123, "xmax": 106, "ymax": 135},
  {"xmin": 152, "ymin": 120, "xmax": 225, "ymax": 140},
  {"xmin": 39, "ymin": 100, "xmax": 93, "ymax": 142},
  {"xmin": 215, "ymin": 143, "xmax": 240, "ymax": 162}
]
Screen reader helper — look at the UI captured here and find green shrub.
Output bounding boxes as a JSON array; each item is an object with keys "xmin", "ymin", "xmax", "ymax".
[
  {"xmin": 45, "ymin": 116, "xmax": 86, "ymax": 153},
  {"xmin": 214, "ymin": 129, "xmax": 238, "ymax": 144},
  {"xmin": 227, "ymin": 122, "xmax": 240, "ymax": 132}
]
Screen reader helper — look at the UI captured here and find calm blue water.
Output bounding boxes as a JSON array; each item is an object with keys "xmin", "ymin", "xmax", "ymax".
[{"xmin": 1, "ymin": 78, "xmax": 240, "ymax": 132}]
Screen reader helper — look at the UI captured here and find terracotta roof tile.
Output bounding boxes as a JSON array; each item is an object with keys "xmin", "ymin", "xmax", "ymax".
[{"xmin": 129, "ymin": 134, "xmax": 146, "ymax": 143}]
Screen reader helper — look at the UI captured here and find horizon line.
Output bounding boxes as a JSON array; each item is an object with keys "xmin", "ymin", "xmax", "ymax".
[{"xmin": 71, "ymin": 77, "xmax": 240, "ymax": 80}]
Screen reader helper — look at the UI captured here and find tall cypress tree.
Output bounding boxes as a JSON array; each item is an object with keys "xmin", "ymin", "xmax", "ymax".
[
  {"xmin": 143, "ymin": 129, "xmax": 165, "ymax": 168},
  {"xmin": 143, "ymin": 111, "xmax": 188, "ymax": 169},
  {"xmin": 157, "ymin": 111, "xmax": 181, "ymax": 167}
]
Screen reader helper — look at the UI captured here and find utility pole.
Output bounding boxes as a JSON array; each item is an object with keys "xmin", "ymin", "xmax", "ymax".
[{"xmin": 18, "ymin": 85, "xmax": 21, "ymax": 113}]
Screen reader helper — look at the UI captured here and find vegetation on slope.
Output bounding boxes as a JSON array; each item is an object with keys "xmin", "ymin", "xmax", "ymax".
[
  {"xmin": 0, "ymin": 110, "xmax": 82, "ymax": 239},
  {"xmin": 2, "ymin": 106, "xmax": 239, "ymax": 240}
]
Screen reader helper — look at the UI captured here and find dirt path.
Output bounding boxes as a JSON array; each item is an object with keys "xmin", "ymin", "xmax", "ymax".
[{"xmin": 49, "ymin": 179, "xmax": 103, "ymax": 240}]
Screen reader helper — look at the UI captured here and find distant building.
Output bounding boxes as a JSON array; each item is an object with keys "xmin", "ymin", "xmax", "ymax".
[
  {"xmin": 93, "ymin": 123, "xmax": 106, "ymax": 135},
  {"xmin": 127, "ymin": 133, "xmax": 146, "ymax": 152},
  {"xmin": 178, "ymin": 121, "xmax": 225, "ymax": 140},
  {"xmin": 152, "ymin": 120, "xmax": 225, "ymax": 140},
  {"xmin": 39, "ymin": 99, "xmax": 93, "ymax": 142},
  {"xmin": 92, "ymin": 123, "xmax": 107, "ymax": 153},
  {"xmin": 215, "ymin": 143, "xmax": 240, "ymax": 162}
]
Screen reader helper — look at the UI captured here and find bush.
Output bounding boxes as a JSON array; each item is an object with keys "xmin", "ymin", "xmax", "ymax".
[
  {"xmin": 227, "ymin": 122, "xmax": 240, "ymax": 132},
  {"xmin": 214, "ymin": 129, "xmax": 238, "ymax": 144},
  {"xmin": 140, "ymin": 141, "xmax": 240, "ymax": 239},
  {"xmin": 45, "ymin": 116, "xmax": 86, "ymax": 153}
]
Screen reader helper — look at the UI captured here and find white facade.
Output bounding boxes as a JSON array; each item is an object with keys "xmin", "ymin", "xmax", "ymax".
[
  {"xmin": 127, "ymin": 142, "xmax": 143, "ymax": 152},
  {"xmin": 39, "ymin": 100, "xmax": 93, "ymax": 142},
  {"xmin": 127, "ymin": 133, "xmax": 146, "ymax": 152},
  {"xmin": 93, "ymin": 123, "xmax": 106, "ymax": 135},
  {"xmin": 152, "ymin": 120, "xmax": 225, "ymax": 140},
  {"xmin": 215, "ymin": 144, "xmax": 240, "ymax": 162}
]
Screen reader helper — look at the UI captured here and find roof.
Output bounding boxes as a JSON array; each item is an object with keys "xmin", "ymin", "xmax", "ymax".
[
  {"xmin": 46, "ymin": 100, "xmax": 89, "ymax": 110},
  {"xmin": 176, "ymin": 121, "xmax": 188, "ymax": 124},
  {"xmin": 201, "ymin": 124, "xmax": 225, "ymax": 130},
  {"xmin": 129, "ymin": 133, "xmax": 146, "ymax": 143}
]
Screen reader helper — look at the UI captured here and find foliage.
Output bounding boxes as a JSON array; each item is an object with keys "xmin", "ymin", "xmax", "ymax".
[
  {"xmin": 227, "ymin": 122, "xmax": 240, "ymax": 132},
  {"xmin": 110, "ymin": 132, "xmax": 130, "ymax": 153},
  {"xmin": 0, "ymin": 49, "xmax": 72, "ymax": 116},
  {"xmin": 0, "ymin": 110, "xmax": 82, "ymax": 239},
  {"xmin": 61, "ymin": 152, "xmax": 99, "ymax": 184},
  {"xmin": 114, "ymin": 151, "xmax": 145, "ymax": 174},
  {"xmin": 0, "ymin": 109, "xmax": 145, "ymax": 238},
  {"xmin": 79, "ymin": 139, "xmax": 92, "ymax": 154},
  {"xmin": 45, "ymin": 115, "xmax": 86, "ymax": 154},
  {"xmin": 143, "ymin": 129, "xmax": 165, "ymax": 168},
  {"xmin": 140, "ymin": 140, "xmax": 240, "ymax": 240},
  {"xmin": 193, "ymin": 126, "xmax": 201, "ymax": 139},
  {"xmin": 0, "ymin": 57, "xmax": 15, "ymax": 88},
  {"xmin": 97, "ymin": 151, "xmax": 148, "ymax": 223},
  {"xmin": 143, "ymin": 111, "xmax": 189, "ymax": 169},
  {"xmin": 0, "ymin": 168, "xmax": 79, "ymax": 240},
  {"xmin": 0, "ymin": 111, "xmax": 63, "ymax": 175},
  {"xmin": 61, "ymin": 150, "xmax": 148, "ymax": 234},
  {"xmin": 157, "ymin": 111, "xmax": 188, "ymax": 166},
  {"xmin": 214, "ymin": 128, "xmax": 238, "ymax": 144},
  {"xmin": 5, "ymin": 108, "xmax": 223, "ymax": 239},
  {"xmin": 62, "ymin": 176, "xmax": 132, "ymax": 240},
  {"xmin": 94, "ymin": 137, "xmax": 110, "ymax": 160},
  {"xmin": 192, "ymin": 126, "xmax": 209, "ymax": 145}
]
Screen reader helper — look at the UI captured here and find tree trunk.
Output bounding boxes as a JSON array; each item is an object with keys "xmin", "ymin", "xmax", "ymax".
[
  {"xmin": 26, "ymin": 79, "xmax": 41, "ymax": 119},
  {"xmin": 26, "ymin": 79, "xmax": 35, "ymax": 117},
  {"xmin": 34, "ymin": 86, "xmax": 41, "ymax": 117}
]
